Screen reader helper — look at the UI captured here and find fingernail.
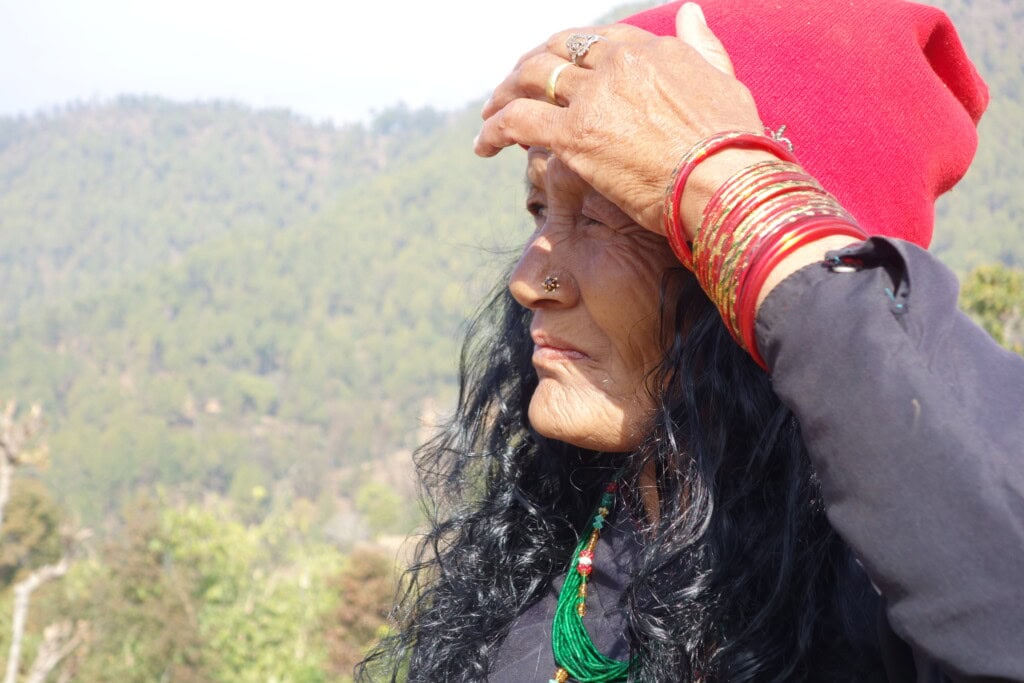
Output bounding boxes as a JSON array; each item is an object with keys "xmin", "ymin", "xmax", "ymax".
[
  {"xmin": 481, "ymin": 97, "xmax": 492, "ymax": 115},
  {"xmin": 472, "ymin": 133, "xmax": 480, "ymax": 148},
  {"xmin": 684, "ymin": 2, "xmax": 707, "ymax": 25}
]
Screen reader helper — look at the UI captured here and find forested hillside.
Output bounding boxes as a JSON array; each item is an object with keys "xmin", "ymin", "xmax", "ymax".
[
  {"xmin": 0, "ymin": 0, "xmax": 1019, "ymax": 680},
  {"xmin": 0, "ymin": 99, "xmax": 379, "ymax": 323},
  {"xmin": 931, "ymin": 0, "xmax": 1024, "ymax": 267},
  {"xmin": 0, "ymin": 99, "xmax": 532, "ymax": 680},
  {"xmin": 0, "ymin": 0, "xmax": 1020, "ymax": 524},
  {"xmin": 1, "ymin": 99, "xmax": 530, "ymax": 523}
]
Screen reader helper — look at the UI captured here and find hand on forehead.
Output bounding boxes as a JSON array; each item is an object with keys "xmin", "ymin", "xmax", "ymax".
[{"xmin": 527, "ymin": 146, "xmax": 619, "ymax": 213}]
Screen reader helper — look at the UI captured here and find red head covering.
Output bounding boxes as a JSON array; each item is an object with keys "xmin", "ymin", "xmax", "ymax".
[{"xmin": 621, "ymin": 0, "xmax": 988, "ymax": 247}]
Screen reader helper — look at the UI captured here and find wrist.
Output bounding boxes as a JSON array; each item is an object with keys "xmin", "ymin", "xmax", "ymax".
[
  {"xmin": 684, "ymin": 154, "xmax": 867, "ymax": 370},
  {"xmin": 680, "ymin": 148, "xmax": 779, "ymax": 238},
  {"xmin": 753, "ymin": 235, "xmax": 866, "ymax": 313},
  {"xmin": 662, "ymin": 133, "xmax": 798, "ymax": 268}
]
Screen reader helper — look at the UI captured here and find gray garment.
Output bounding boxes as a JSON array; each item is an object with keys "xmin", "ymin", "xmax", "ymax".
[
  {"xmin": 489, "ymin": 238, "xmax": 1024, "ymax": 682},
  {"xmin": 758, "ymin": 238, "xmax": 1024, "ymax": 682}
]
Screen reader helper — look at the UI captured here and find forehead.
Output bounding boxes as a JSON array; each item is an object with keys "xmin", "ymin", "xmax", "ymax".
[
  {"xmin": 525, "ymin": 147, "xmax": 594, "ymax": 201},
  {"xmin": 526, "ymin": 146, "xmax": 551, "ymax": 189},
  {"xmin": 525, "ymin": 148, "xmax": 626, "ymax": 222}
]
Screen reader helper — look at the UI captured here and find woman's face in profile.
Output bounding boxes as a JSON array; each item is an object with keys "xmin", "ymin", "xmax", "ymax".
[{"xmin": 509, "ymin": 148, "xmax": 678, "ymax": 452}]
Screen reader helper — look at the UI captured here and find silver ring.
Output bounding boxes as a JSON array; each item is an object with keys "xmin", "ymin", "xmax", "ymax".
[{"xmin": 566, "ymin": 33, "xmax": 605, "ymax": 65}]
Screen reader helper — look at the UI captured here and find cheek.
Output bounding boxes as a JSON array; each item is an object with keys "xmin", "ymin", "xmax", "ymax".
[
  {"xmin": 590, "ymin": 236, "xmax": 673, "ymax": 303},
  {"xmin": 587, "ymin": 241, "xmax": 675, "ymax": 362},
  {"xmin": 529, "ymin": 233, "xmax": 674, "ymax": 451}
]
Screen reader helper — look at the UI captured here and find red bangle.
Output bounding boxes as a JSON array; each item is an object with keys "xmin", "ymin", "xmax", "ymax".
[
  {"xmin": 678, "ymin": 145, "xmax": 868, "ymax": 370},
  {"xmin": 698, "ymin": 182, "xmax": 824, "ymax": 293},
  {"xmin": 735, "ymin": 221, "xmax": 867, "ymax": 369},
  {"xmin": 663, "ymin": 132, "xmax": 799, "ymax": 268},
  {"xmin": 697, "ymin": 164, "xmax": 812, "ymax": 285},
  {"xmin": 700, "ymin": 194, "xmax": 843, "ymax": 325},
  {"xmin": 700, "ymin": 162, "xmax": 803, "ymax": 249}
]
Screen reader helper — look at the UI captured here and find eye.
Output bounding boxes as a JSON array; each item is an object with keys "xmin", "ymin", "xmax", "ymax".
[
  {"xmin": 581, "ymin": 195, "xmax": 616, "ymax": 230},
  {"xmin": 581, "ymin": 194, "xmax": 630, "ymax": 232},
  {"xmin": 580, "ymin": 207, "xmax": 615, "ymax": 231},
  {"xmin": 526, "ymin": 199, "xmax": 547, "ymax": 227}
]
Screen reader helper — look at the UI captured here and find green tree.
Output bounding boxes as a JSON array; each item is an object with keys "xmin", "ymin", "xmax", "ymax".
[
  {"xmin": 0, "ymin": 480, "xmax": 62, "ymax": 590},
  {"xmin": 354, "ymin": 482, "xmax": 406, "ymax": 538},
  {"xmin": 959, "ymin": 263, "xmax": 1024, "ymax": 355},
  {"xmin": 161, "ymin": 501, "xmax": 341, "ymax": 683},
  {"xmin": 55, "ymin": 495, "xmax": 210, "ymax": 683},
  {"xmin": 326, "ymin": 547, "xmax": 398, "ymax": 681}
]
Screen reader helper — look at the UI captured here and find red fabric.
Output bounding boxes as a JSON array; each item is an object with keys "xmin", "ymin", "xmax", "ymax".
[{"xmin": 621, "ymin": 0, "xmax": 988, "ymax": 248}]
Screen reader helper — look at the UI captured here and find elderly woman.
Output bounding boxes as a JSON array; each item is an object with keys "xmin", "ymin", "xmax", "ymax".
[{"xmin": 359, "ymin": 0, "xmax": 1024, "ymax": 681}]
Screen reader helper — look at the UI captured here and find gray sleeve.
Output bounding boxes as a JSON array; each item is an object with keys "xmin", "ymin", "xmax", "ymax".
[{"xmin": 755, "ymin": 237, "xmax": 1024, "ymax": 681}]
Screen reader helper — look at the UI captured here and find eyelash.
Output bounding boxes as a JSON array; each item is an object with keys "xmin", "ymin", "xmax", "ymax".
[
  {"xmin": 525, "ymin": 204, "xmax": 609, "ymax": 234},
  {"xmin": 527, "ymin": 201, "xmax": 546, "ymax": 219}
]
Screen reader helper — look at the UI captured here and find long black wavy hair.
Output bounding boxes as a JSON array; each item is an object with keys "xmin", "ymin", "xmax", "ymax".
[{"xmin": 356, "ymin": 266, "xmax": 885, "ymax": 682}]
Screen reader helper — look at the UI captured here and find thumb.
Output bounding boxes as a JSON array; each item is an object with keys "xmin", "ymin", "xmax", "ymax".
[{"xmin": 675, "ymin": 3, "xmax": 735, "ymax": 76}]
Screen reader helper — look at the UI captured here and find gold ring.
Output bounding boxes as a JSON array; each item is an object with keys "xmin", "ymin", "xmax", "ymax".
[{"xmin": 545, "ymin": 62, "xmax": 573, "ymax": 106}]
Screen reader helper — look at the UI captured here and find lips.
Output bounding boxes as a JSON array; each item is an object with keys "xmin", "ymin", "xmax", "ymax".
[{"xmin": 531, "ymin": 330, "xmax": 590, "ymax": 362}]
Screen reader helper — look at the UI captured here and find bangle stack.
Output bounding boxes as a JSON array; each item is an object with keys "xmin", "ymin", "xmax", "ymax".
[
  {"xmin": 661, "ymin": 131, "xmax": 798, "ymax": 269},
  {"xmin": 664, "ymin": 131, "xmax": 868, "ymax": 370}
]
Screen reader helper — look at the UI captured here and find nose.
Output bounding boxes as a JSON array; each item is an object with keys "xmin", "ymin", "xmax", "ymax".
[{"xmin": 508, "ymin": 227, "xmax": 578, "ymax": 310}]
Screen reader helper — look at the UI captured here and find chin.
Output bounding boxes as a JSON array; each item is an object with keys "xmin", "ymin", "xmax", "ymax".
[{"xmin": 528, "ymin": 381, "xmax": 644, "ymax": 452}]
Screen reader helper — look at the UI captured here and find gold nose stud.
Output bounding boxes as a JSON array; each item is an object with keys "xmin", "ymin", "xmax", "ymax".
[{"xmin": 542, "ymin": 276, "xmax": 560, "ymax": 293}]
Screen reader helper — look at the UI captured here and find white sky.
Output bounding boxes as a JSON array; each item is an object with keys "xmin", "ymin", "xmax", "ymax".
[{"xmin": 0, "ymin": 0, "xmax": 632, "ymax": 124}]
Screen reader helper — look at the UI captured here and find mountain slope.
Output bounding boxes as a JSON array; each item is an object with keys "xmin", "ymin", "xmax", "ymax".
[{"xmin": 0, "ymin": 0, "xmax": 1020, "ymax": 522}]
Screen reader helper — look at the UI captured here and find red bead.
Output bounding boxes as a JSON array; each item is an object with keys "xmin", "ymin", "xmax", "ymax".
[
  {"xmin": 576, "ymin": 563, "xmax": 593, "ymax": 577},
  {"xmin": 605, "ymin": 483, "xmax": 618, "ymax": 493}
]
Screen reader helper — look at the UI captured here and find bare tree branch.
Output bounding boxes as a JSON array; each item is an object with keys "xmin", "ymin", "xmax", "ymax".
[
  {"xmin": 0, "ymin": 401, "xmax": 45, "ymax": 536},
  {"xmin": 24, "ymin": 620, "xmax": 89, "ymax": 683},
  {"xmin": 0, "ymin": 401, "xmax": 83, "ymax": 683},
  {"xmin": 3, "ymin": 557, "xmax": 70, "ymax": 683}
]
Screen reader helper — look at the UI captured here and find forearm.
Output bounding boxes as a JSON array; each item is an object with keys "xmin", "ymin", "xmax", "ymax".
[{"xmin": 756, "ymin": 237, "xmax": 1024, "ymax": 680}]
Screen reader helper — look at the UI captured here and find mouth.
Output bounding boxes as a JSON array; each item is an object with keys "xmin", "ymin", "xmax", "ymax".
[{"xmin": 531, "ymin": 331, "xmax": 590, "ymax": 363}]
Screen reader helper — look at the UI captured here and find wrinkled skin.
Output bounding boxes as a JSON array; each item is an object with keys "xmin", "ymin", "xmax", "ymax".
[
  {"xmin": 493, "ymin": 4, "xmax": 770, "ymax": 450},
  {"xmin": 509, "ymin": 148, "xmax": 678, "ymax": 451},
  {"xmin": 486, "ymin": 6, "xmax": 856, "ymax": 442}
]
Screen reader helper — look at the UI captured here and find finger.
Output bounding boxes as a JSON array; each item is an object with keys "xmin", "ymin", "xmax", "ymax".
[
  {"xmin": 505, "ymin": 25, "xmax": 609, "ymax": 77},
  {"xmin": 480, "ymin": 34, "xmax": 580, "ymax": 120},
  {"xmin": 509, "ymin": 41, "xmax": 555, "ymax": 73},
  {"xmin": 482, "ymin": 23, "xmax": 654, "ymax": 119},
  {"xmin": 484, "ymin": 55, "xmax": 587, "ymax": 118},
  {"xmin": 544, "ymin": 24, "xmax": 653, "ymax": 70},
  {"xmin": 675, "ymin": 2, "xmax": 735, "ymax": 76},
  {"xmin": 474, "ymin": 98, "xmax": 569, "ymax": 157},
  {"xmin": 560, "ymin": 33, "xmax": 612, "ymax": 69},
  {"xmin": 547, "ymin": 22, "xmax": 654, "ymax": 59}
]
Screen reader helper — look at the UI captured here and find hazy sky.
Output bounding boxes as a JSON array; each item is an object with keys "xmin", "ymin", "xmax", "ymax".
[{"xmin": 0, "ymin": 0, "xmax": 633, "ymax": 124}]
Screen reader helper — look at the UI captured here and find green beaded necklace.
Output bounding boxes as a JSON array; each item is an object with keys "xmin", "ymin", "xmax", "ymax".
[{"xmin": 549, "ymin": 481, "xmax": 634, "ymax": 683}]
